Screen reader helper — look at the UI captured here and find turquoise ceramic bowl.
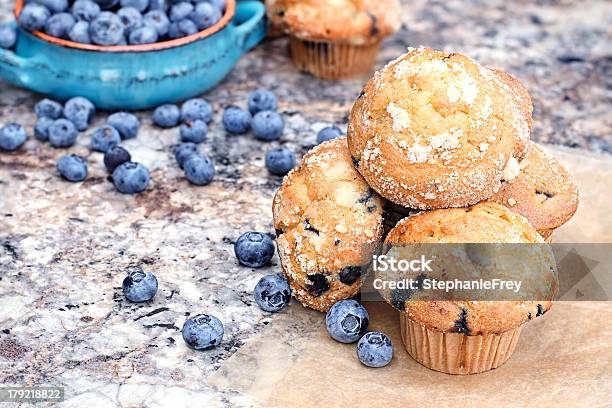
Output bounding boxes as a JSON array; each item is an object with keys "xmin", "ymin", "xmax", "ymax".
[{"xmin": 0, "ymin": 0, "xmax": 266, "ymax": 110}]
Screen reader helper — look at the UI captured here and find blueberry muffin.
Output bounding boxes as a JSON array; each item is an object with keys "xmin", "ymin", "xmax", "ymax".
[
  {"xmin": 383, "ymin": 202, "xmax": 557, "ymax": 374},
  {"xmin": 272, "ymin": 137, "xmax": 384, "ymax": 312},
  {"xmin": 491, "ymin": 143, "xmax": 579, "ymax": 241},
  {"xmin": 268, "ymin": 0, "xmax": 401, "ymax": 79},
  {"xmin": 347, "ymin": 47, "xmax": 531, "ymax": 210}
]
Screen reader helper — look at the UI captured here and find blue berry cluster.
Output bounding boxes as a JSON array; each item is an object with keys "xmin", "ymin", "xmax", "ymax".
[{"xmin": 18, "ymin": 0, "xmax": 225, "ymax": 45}]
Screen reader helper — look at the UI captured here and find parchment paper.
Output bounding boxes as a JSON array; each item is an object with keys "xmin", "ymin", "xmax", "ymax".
[{"xmin": 209, "ymin": 145, "xmax": 612, "ymax": 407}]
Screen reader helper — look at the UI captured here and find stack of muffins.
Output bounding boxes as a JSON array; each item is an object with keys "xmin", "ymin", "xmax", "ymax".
[{"xmin": 272, "ymin": 47, "xmax": 578, "ymax": 374}]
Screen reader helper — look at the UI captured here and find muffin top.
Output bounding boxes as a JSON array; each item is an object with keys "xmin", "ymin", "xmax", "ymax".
[
  {"xmin": 381, "ymin": 202, "xmax": 557, "ymax": 335},
  {"xmin": 491, "ymin": 143, "xmax": 579, "ymax": 235},
  {"xmin": 265, "ymin": 0, "xmax": 402, "ymax": 44},
  {"xmin": 347, "ymin": 47, "xmax": 531, "ymax": 210}
]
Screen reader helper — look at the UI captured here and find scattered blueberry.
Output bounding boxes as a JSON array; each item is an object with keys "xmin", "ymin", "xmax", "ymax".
[
  {"xmin": 169, "ymin": 2, "xmax": 193, "ymax": 22},
  {"xmin": 317, "ymin": 125, "xmax": 343, "ymax": 144},
  {"xmin": 181, "ymin": 98, "xmax": 213, "ymax": 123},
  {"xmin": 112, "ymin": 161, "xmax": 150, "ymax": 193},
  {"xmin": 184, "ymin": 154, "xmax": 214, "ymax": 185},
  {"xmin": 38, "ymin": 0, "xmax": 69, "ymax": 13},
  {"xmin": 57, "ymin": 154, "xmax": 87, "ymax": 182},
  {"xmin": 153, "ymin": 103, "xmax": 180, "ymax": 128},
  {"xmin": 222, "ymin": 106, "xmax": 251, "ymax": 134},
  {"xmin": 19, "ymin": 3, "xmax": 51, "ymax": 32},
  {"xmin": 128, "ymin": 23, "xmax": 157, "ymax": 44},
  {"xmin": 189, "ymin": 2, "xmax": 221, "ymax": 30},
  {"xmin": 68, "ymin": 21, "xmax": 91, "ymax": 43},
  {"xmin": 234, "ymin": 232, "xmax": 274, "ymax": 268},
  {"xmin": 91, "ymin": 125, "xmax": 121, "ymax": 152},
  {"xmin": 90, "ymin": 11, "xmax": 125, "ymax": 45},
  {"xmin": 265, "ymin": 147, "xmax": 295, "ymax": 176},
  {"xmin": 71, "ymin": 0, "xmax": 100, "ymax": 22},
  {"xmin": 254, "ymin": 274, "xmax": 291, "ymax": 312},
  {"xmin": 35, "ymin": 98, "xmax": 63, "ymax": 119},
  {"xmin": 182, "ymin": 314, "xmax": 224, "ymax": 350},
  {"xmin": 180, "ymin": 120, "xmax": 207, "ymax": 143},
  {"xmin": 63, "ymin": 96, "xmax": 95, "ymax": 131},
  {"xmin": 48, "ymin": 118, "xmax": 78, "ymax": 148},
  {"xmin": 107, "ymin": 112, "xmax": 139, "ymax": 140},
  {"xmin": 325, "ymin": 300, "xmax": 369, "ymax": 343},
  {"xmin": 248, "ymin": 89, "xmax": 277, "ymax": 115},
  {"xmin": 120, "ymin": 0, "xmax": 149, "ymax": 12},
  {"xmin": 122, "ymin": 269, "xmax": 158, "ymax": 302},
  {"xmin": 103, "ymin": 145, "xmax": 131, "ymax": 173},
  {"xmin": 356, "ymin": 332, "xmax": 393, "ymax": 368},
  {"xmin": 44, "ymin": 12, "xmax": 75, "ymax": 39},
  {"xmin": 168, "ymin": 18, "xmax": 197, "ymax": 38},
  {"xmin": 252, "ymin": 110, "xmax": 283, "ymax": 141},
  {"xmin": 143, "ymin": 10, "xmax": 169, "ymax": 36},
  {"xmin": 117, "ymin": 7, "xmax": 144, "ymax": 34},
  {"xmin": 93, "ymin": 0, "xmax": 119, "ymax": 10},
  {"xmin": 34, "ymin": 116, "xmax": 54, "ymax": 141},
  {"xmin": 0, "ymin": 123, "xmax": 27, "ymax": 152},
  {"xmin": 0, "ymin": 23, "xmax": 17, "ymax": 49},
  {"xmin": 173, "ymin": 142, "xmax": 199, "ymax": 168}
]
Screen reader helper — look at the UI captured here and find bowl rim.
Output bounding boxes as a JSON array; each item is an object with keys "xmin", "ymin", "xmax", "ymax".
[{"xmin": 13, "ymin": 0, "xmax": 236, "ymax": 53}]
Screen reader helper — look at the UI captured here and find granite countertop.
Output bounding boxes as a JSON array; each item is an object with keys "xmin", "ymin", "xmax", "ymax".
[{"xmin": 0, "ymin": 0, "xmax": 610, "ymax": 407}]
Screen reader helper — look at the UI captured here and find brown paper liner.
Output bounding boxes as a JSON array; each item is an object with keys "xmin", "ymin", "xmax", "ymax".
[
  {"xmin": 400, "ymin": 314, "xmax": 523, "ymax": 375},
  {"xmin": 288, "ymin": 36, "xmax": 381, "ymax": 80}
]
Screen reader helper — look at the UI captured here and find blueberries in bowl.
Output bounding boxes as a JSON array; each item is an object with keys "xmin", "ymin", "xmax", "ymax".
[
  {"xmin": 254, "ymin": 274, "xmax": 291, "ymax": 313},
  {"xmin": 45, "ymin": 12, "xmax": 75, "ymax": 38},
  {"xmin": 57, "ymin": 154, "xmax": 88, "ymax": 182},
  {"xmin": 120, "ymin": 0, "xmax": 149, "ymax": 13},
  {"xmin": 0, "ymin": 123, "xmax": 27, "ymax": 152},
  {"xmin": 168, "ymin": 18, "xmax": 197, "ymax": 39},
  {"xmin": 117, "ymin": 7, "xmax": 144, "ymax": 34},
  {"xmin": 69, "ymin": 21, "xmax": 91, "ymax": 43},
  {"xmin": 122, "ymin": 269, "xmax": 158, "ymax": 302},
  {"xmin": 252, "ymin": 110, "xmax": 283, "ymax": 141},
  {"xmin": 112, "ymin": 161, "xmax": 150, "ymax": 194},
  {"xmin": 153, "ymin": 104, "xmax": 180, "ymax": 128},
  {"xmin": 129, "ymin": 24, "xmax": 158, "ymax": 44},
  {"xmin": 189, "ymin": 2, "xmax": 221, "ymax": 30},
  {"xmin": 265, "ymin": 147, "xmax": 295, "ymax": 176},
  {"xmin": 39, "ymin": 0, "xmax": 69, "ymax": 14},
  {"xmin": 325, "ymin": 300, "xmax": 369, "ymax": 343},
  {"xmin": 182, "ymin": 314, "xmax": 224, "ymax": 350},
  {"xmin": 90, "ymin": 11, "xmax": 125, "ymax": 45},
  {"xmin": 234, "ymin": 232, "xmax": 274, "ymax": 268},
  {"xmin": 71, "ymin": 0, "xmax": 100, "ymax": 22},
  {"xmin": 183, "ymin": 154, "xmax": 215, "ymax": 186},
  {"xmin": 222, "ymin": 106, "xmax": 251, "ymax": 134},
  {"xmin": 169, "ymin": 2, "xmax": 193, "ymax": 22},
  {"xmin": 248, "ymin": 89, "xmax": 277, "ymax": 115},
  {"xmin": 19, "ymin": 4, "xmax": 52, "ymax": 32},
  {"xmin": 143, "ymin": 10, "xmax": 169, "ymax": 36},
  {"xmin": 104, "ymin": 145, "xmax": 131, "ymax": 172},
  {"xmin": 317, "ymin": 125, "xmax": 343, "ymax": 144},
  {"xmin": 0, "ymin": 23, "xmax": 17, "ymax": 49},
  {"xmin": 356, "ymin": 332, "xmax": 393, "ymax": 368}
]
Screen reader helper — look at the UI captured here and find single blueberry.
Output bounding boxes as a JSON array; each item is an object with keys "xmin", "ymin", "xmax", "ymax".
[
  {"xmin": 57, "ymin": 154, "xmax": 87, "ymax": 182},
  {"xmin": 222, "ymin": 105, "xmax": 251, "ymax": 134},
  {"xmin": 143, "ymin": 10, "xmax": 169, "ymax": 36},
  {"xmin": 173, "ymin": 142, "xmax": 199, "ymax": 168},
  {"xmin": 183, "ymin": 154, "xmax": 214, "ymax": 185},
  {"xmin": 168, "ymin": 18, "xmax": 197, "ymax": 38},
  {"xmin": 44, "ymin": 12, "xmax": 75, "ymax": 38},
  {"xmin": 325, "ymin": 300, "xmax": 369, "ymax": 343},
  {"xmin": 68, "ymin": 21, "xmax": 91, "ymax": 43},
  {"xmin": 182, "ymin": 314, "xmax": 224, "ymax": 350},
  {"xmin": 0, "ymin": 23, "xmax": 17, "ymax": 49},
  {"xmin": 265, "ymin": 147, "xmax": 295, "ymax": 176},
  {"xmin": 0, "ymin": 123, "xmax": 27, "ymax": 152},
  {"xmin": 180, "ymin": 119, "xmax": 207, "ymax": 143},
  {"xmin": 37, "ymin": 0, "xmax": 69, "ymax": 13},
  {"xmin": 35, "ymin": 98, "xmax": 63, "ymax": 119},
  {"xmin": 19, "ymin": 3, "xmax": 51, "ymax": 32},
  {"xmin": 317, "ymin": 125, "xmax": 343, "ymax": 144},
  {"xmin": 63, "ymin": 96, "xmax": 96, "ymax": 131},
  {"xmin": 252, "ymin": 110, "xmax": 284, "ymax": 141},
  {"xmin": 356, "ymin": 331, "xmax": 393, "ymax": 368},
  {"xmin": 90, "ymin": 125, "xmax": 121, "ymax": 152},
  {"xmin": 107, "ymin": 112, "xmax": 140, "ymax": 140},
  {"xmin": 189, "ymin": 2, "xmax": 221, "ymax": 30},
  {"xmin": 34, "ymin": 116, "xmax": 54, "ymax": 141},
  {"xmin": 120, "ymin": 0, "xmax": 149, "ymax": 12},
  {"xmin": 103, "ymin": 145, "xmax": 131, "ymax": 172},
  {"xmin": 153, "ymin": 104, "xmax": 180, "ymax": 128},
  {"xmin": 128, "ymin": 24, "xmax": 158, "ymax": 44},
  {"xmin": 122, "ymin": 269, "xmax": 158, "ymax": 302},
  {"xmin": 71, "ymin": 0, "xmax": 100, "ymax": 22},
  {"xmin": 254, "ymin": 274, "xmax": 291, "ymax": 313},
  {"xmin": 181, "ymin": 98, "xmax": 213, "ymax": 123},
  {"xmin": 48, "ymin": 119, "xmax": 78, "ymax": 148},
  {"xmin": 112, "ymin": 161, "xmax": 150, "ymax": 194},
  {"xmin": 169, "ymin": 2, "xmax": 193, "ymax": 21},
  {"xmin": 234, "ymin": 231, "xmax": 275, "ymax": 268},
  {"xmin": 90, "ymin": 11, "xmax": 125, "ymax": 45},
  {"xmin": 92, "ymin": 0, "xmax": 119, "ymax": 10},
  {"xmin": 148, "ymin": 0, "xmax": 167, "ymax": 12},
  {"xmin": 248, "ymin": 89, "xmax": 277, "ymax": 115},
  {"xmin": 117, "ymin": 7, "xmax": 143, "ymax": 34}
]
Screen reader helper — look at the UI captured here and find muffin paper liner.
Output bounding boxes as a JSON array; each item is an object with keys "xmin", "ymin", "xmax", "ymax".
[
  {"xmin": 288, "ymin": 37, "xmax": 381, "ymax": 80},
  {"xmin": 400, "ymin": 314, "xmax": 523, "ymax": 375}
]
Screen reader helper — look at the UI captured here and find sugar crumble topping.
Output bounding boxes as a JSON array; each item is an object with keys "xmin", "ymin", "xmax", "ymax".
[{"xmin": 386, "ymin": 102, "xmax": 411, "ymax": 131}]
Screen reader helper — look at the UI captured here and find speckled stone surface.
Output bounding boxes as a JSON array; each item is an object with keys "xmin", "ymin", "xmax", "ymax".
[{"xmin": 0, "ymin": 0, "xmax": 610, "ymax": 407}]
